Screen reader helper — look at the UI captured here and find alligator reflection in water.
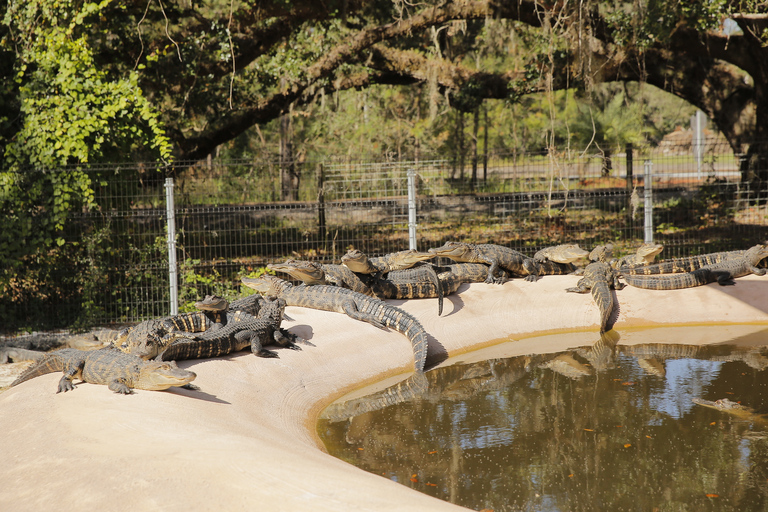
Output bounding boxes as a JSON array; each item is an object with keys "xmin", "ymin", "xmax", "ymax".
[{"xmin": 318, "ymin": 332, "xmax": 768, "ymax": 512}]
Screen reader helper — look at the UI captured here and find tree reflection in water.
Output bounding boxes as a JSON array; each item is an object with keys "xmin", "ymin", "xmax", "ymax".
[{"xmin": 318, "ymin": 332, "xmax": 768, "ymax": 512}]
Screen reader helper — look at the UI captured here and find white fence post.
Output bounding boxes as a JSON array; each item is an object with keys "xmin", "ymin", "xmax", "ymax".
[
  {"xmin": 643, "ymin": 160, "xmax": 654, "ymax": 243},
  {"xmin": 407, "ymin": 168, "xmax": 418, "ymax": 250},
  {"xmin": 164, "ymin": 177, "xmax": 179, "ymax": 315}
]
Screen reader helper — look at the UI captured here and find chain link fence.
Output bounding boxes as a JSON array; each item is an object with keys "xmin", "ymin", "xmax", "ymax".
[{"xmin": 3, "ymin": 139, "xmax": 767, "ymax": 332}]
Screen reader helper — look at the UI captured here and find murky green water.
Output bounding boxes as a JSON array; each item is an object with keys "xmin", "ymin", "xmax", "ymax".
[{"xmin": 318, "ymin": 328, "xmax": 768, "ymax": 512}]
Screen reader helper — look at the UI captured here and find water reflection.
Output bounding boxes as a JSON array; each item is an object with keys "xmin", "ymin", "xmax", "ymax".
[{"xmin": 318, "ymin": 330, "xmax": 768, "ymax": 512}]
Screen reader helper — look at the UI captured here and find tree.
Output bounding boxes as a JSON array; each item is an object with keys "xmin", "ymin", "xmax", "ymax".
[{"xmin": 2, "ymin": 1, "xmax": 767, "ymax": 174}]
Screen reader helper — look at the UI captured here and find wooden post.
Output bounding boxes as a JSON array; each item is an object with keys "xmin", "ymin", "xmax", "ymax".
[{"xmin": 625, "ymin": 143, "xmax": 633, "ymax": 225}]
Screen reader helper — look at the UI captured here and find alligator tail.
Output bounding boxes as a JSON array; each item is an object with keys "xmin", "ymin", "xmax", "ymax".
[
  {"xmin": 10, "ymin": 351, "xmax": 69, "ymax": 387},
  {"xmin": 590, "ymin": 282, "xmax": 616, "ymax": 333},
  {"xmin": 623, "ymin": 270, "xmax": 711, "ymax": 290}
]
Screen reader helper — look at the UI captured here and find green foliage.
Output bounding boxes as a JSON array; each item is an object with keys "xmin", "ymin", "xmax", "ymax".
[{"xmin": 0, "ymin": 0, "xmax": 172, "ymax": 275}]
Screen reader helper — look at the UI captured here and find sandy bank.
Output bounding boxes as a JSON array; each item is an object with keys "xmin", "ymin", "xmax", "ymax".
[{"xmin": 1, "ymin": 274, "xmax": 767, "ymax": 511}]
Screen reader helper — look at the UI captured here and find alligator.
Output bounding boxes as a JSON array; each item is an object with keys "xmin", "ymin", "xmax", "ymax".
[
  {"xmin": 622, "ymin": 244, "xmax": 768, "ymax": 290},
  {"xmin": 533, "ymin": 244, "xmax": 589, "ymax": 264},
  {"xmin": 156, "ymin": 297, "xmax": 304, "ymax": 361},
  {"xmin": 162, "ymin": 295, "xmax": 230, "ymax": 335},
  {"xmin": 588, "ymin": 244, "xmax": 614, "ymax": 263},
  {"xmin": 10, "ymin": 346, "xmax": 196, "ymax": 394},
  {"xmin": 613, "ymin": 242, "xmax": 664, "ymax": 268},
  {"xmin": 341, "ymin": 249, "xmax": 435, "ymax": 275},
  {"xmin": 268, "ymin": 259, "xmax": 375, "ymax": 296},
  {"xmin": 566, "ymin": 261, "xmax": 624, "ymax": 333},
  {"xmin": 619, "ymin": 249, "xmax": 750, "ymax": 275},
  {"xmin": 428, "ymin": 241, "xmax": 534, "ymax": 283},
  {"xmin": 241, "ymin": 275, "xmax": 428, "ymax": 372},
  {"xmin": 692, "ymin": 398, "xmax": 768, "ymax": 426}
]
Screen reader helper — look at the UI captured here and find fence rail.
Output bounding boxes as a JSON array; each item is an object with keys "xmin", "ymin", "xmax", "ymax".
[{"xmin": 3, "ymin": 140, "xmax": 767, "ymax": 332}]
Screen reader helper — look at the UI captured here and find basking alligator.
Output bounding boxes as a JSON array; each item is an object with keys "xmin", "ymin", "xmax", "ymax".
[
  {"xmin": 341, "ymin": 249, "xmax": 435, "ymax": 274},
  {"xmin": 533, "ymin": 244, "xmax": 589, "ymax": 264},
  {"xmin": 566, "ymin": 261, "xmax": 624, "ymax": 333},
  {"xmin": 429, "ymin": 241, "xmax": 534, "ymax": 283},
  {"xmin": 241, "ymin": 275, "xmax": 428, "ymax": 372},
  {"xmin": 620, "ymin": 248, "xmax": 751, "ymax": 275},
  {"xmin": 268, "ymin": 259, "xmax": 375, "ymax": 296},
  {"xmin": 622, "ymin": 244, "xmax": 768, "ymax": 290},
  {"xmin": 613, "ymin": 242, "xmax": 664, "ymax": 269},
  {"xmin": 10, "ymin": 346, "xmax": 196, "ymax": 394},
  {"xmin": 156, "ymin": 298, "xmax": 304, "ymax": 361}
]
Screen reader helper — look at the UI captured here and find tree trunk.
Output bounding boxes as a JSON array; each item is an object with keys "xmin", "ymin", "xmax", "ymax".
[{"xmin": 279, "ymin": 114, "xmax": 299, "ymax": 201}]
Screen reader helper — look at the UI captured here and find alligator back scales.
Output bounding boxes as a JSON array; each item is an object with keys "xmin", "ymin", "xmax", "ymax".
[{"xmin": 264, "ymin": 281, "xmax": 428, "ymax": 371}]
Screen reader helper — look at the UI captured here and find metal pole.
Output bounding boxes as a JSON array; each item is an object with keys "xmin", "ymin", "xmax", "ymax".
[
  {"xmin": 407, "ymin": 168, "xmax": 417, "ymax": 250},
  {"xmin": 693, "ymin": 110, "xmax": 703, "ymax": 180},
  {"xmin": 164, "ymin": 177, "xmax": 179, "ymax": 315},
  {"xmin": 643, "ymin": 160, "xmax": 653, "ymax": 243}
]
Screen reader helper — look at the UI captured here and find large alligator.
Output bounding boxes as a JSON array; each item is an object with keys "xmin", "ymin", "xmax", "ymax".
[
  {"xmin": 156, "ymin": 298, "xmax": 304, "ymax": 361},
  {"xmin": 241, "ymin": 275, "xmax": 428, "ymax": 372},
  {"xmin": 619, "ymin": 248, "xmax": 750, "ymax": 275},
  {"xmin": 622, "ymin": 244, "xmax": 768, "ymax": 290},
  {"xmin": 268, "ymin": 259, "xmax": 375, "ymax": 296},
  {"xmin": 566, "ymin": 261, "xmax": 624, "ymax": 333},
  {"xmin": 10, "ymin": 346, "xmax": 196, "ymax": 394},
  {"xmin": 429, "ymin": 241, "xmax": 534, "ymax": 283},
  {"xmin": 341, "ymin": 249, "xmax": 435, "ymax": 274}
]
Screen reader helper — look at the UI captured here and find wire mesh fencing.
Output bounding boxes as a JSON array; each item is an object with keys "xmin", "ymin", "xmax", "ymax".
[{"xmin": 2, "ymin": 138, "xmax": 767, "ymax": 332}]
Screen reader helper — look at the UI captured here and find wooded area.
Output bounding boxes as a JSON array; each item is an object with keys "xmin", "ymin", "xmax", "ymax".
[{"xmin": 2, "ymin": 1, "xmax": 768, "ymax": 331}]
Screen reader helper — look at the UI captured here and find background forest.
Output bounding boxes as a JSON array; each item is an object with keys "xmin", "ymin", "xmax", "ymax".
[{"xmin": 1, "ymin": 0, "xmax": 766, "ymax": 331}]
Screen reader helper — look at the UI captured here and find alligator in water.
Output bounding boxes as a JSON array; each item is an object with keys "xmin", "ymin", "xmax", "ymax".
[
  {"xmin": 241, "ymin": 275, "xmax": 429, "ymax": 372},
  {"xmin": 429, "ymin": 241, "xmax": 535, "ymax": 283},
  {"xmin": 566, "ymin": 261, "xmax": 624, "ymax": 333},
  {"xmin": 622, "ymin": 244, "xmax": 768, "ymax": 290},
  {"xmin": 10, "ymin": 346, "xmax": 196, "ymax": 394},
  {"xmin": 692, "ymin": 397, "xmax": 768, "ymax": 427}
]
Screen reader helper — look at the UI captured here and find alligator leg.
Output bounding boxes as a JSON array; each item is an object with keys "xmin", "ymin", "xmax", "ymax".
[
  {"xmin": 242, "ymin": 330, "xmax": 278, "ymax": 358},
  {"xmin": 340, "ymin": 300, "xmax": 387, "ymax": 329},
  {"xmin": 58, "ymin": 359, "xmax": 86, "ymax": 393},
  {"xmin": 272, "ymin": 331, "xmax": 302, "ymax": 351},
  {"xmin": 566, "ymin": 279, "xmax": 591, "ymax": 294},
  {"xmin": 108, "ymin": 378, "xmax": 134, "ymax": 395}
]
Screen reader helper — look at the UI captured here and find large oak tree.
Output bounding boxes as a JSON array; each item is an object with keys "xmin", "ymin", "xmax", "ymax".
[{"xmin": 3, "ymin": 1, "xmax": 767, "ymax": 168}]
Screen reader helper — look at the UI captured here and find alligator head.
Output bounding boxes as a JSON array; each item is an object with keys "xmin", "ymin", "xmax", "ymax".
[
  {"xmin": 428, "ymin": 241, "xmax": 476, "ymax": 262},
  {"xmin": 544, "ymin": 244, "xmax": 590, "ymax": 264},
  {"xmin": 195, "ymin": 295, "xmax": 229, "ymax": 311},
  {"xmin": 745, "ymin": 243, "xmax": 768, "ymax": 265},
  {"xmin": 589, "ymin": 244, "xmax": 614, "ymax": 263},
  {"xmin": 268, "ymin": 260, "xmax": 326, "ymax": 285},
  {"xmin": 635, "ymin": 242, "xmax": 664, "ymax": 262},
  {"xmin": 340, "ymin": 249, "xmax": 372, "ymax": 273},
  {"xmin": 386, "ymin": 249, "xmax": 435, "ymax": 270},
  {"xmin": 137, "ymin": 360, "xmax": 197, "ymax": 390},
  {"xmin": 241, "ymin": 275, "xmax": 291, "ymax": 296}
]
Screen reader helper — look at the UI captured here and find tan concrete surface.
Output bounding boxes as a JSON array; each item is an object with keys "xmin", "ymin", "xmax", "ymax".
[{"xmin": 1, "ymin": 274, "xmax": 767, "ymax": 512}]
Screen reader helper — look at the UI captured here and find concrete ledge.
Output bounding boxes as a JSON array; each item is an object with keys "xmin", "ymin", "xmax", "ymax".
[{"xmin": 1, "ymin": 274, "xmax": 767, "ymax": 511}]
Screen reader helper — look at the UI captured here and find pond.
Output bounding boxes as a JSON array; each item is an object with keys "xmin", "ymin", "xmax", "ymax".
[{"xmin": 318, "ymin": 326, "xmax": 768, "ymax": 512}]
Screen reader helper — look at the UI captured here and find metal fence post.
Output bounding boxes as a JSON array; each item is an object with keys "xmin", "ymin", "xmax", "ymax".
[
  {"xmin": 407, "ymin": 168, "xmax": 417, "ymax": 250},
  {"xmin": 165, "ymin": 177, "xmax": 179, "ymax": 315},
  {"xmin": 643, "ymin": 160, "xmax": 654, "ymax": 243}
]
